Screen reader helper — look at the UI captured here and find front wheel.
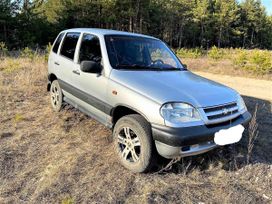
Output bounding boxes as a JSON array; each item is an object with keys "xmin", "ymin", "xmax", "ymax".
[
  {"xmin": 50, "ymin": 80, "xmax": 63, "ymax": 112},
  {"xmin": 113, "ymin": 114, "xmax": 157, "ymax": 173}
]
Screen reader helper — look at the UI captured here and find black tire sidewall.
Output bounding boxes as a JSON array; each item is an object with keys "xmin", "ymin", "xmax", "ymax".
[{"xmin": 113, "ymin": 115, "xmax": 154, "ymax": 173}]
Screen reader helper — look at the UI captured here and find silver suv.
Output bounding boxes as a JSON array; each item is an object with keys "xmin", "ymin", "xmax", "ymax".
[{"xmin": 47, "ymin": 28, "xmax": 251, "ymax": 172}]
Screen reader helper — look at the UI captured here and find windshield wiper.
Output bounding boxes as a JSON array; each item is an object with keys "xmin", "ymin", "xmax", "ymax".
[
  {"xmin": 116, "ymin": 64, "xmax": 181, "ymax": 71},
  {"xmin": 116, "ymin": 64, "xmax": 151, "ymax": 69}
]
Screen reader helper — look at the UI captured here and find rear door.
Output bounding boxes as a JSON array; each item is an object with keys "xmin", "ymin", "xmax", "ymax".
[
  {"xmin": 48, "ymin": 32, "xmax": 65, "ymax": 76},
  {"xmin": 57, "ymin": 32, "xmax": 81, "ymax": 93}
]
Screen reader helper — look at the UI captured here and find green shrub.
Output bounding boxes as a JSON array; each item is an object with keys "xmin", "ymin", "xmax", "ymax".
[
  {"xmin": 208, "ymin": 46, "xmax": 224, "ymax": 60},
  {"xmin": 248, "ymin": 50, "xmax": 272, "ymax": 74},
  {"xmin": 45, "ymin": 43, "xmax": 52, "ymax": 62},
  {"xmin": 233, "ymin": 49, "xmax": 272, "ymax": 75},
  {"xmin": 0, "ymin": 42, "xmax": 8, "ymax": 57},
  {"xmin": 220, "ymin": 48, "xmax": 237, "ymax": 59},
  {"xmin": 176, "ymin": 48, "xmax": 204, "ymax": 58},
  {"xmin": 4, "ymin": 59, "xmax": 21, "ymax": 73},
  {"xmin": 234, "ymin": 49, "xmax": 248, "ymax": 67},
  {"xmin": 21, "ymin": 47, "xmax": 35, "ymax": 60}
]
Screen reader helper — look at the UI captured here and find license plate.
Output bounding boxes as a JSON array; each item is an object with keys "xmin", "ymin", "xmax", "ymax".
[{"xmin": 214, "ymin": 124, "xmax": 244, "ymax": 146}]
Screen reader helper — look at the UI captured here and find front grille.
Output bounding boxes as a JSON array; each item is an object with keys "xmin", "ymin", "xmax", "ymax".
[
  {"xmin": 207, "ymin": 109, "xmax": 239, "ymax": 120},
  {"xmin": 206, "ymin": 116, "xmax": 240, "ymax": 128},
  {"xmin": 203, "ymin": 102, "xmax": 239, "ymax": 122}
]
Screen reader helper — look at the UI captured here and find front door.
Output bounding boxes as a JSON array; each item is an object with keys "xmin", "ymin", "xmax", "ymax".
[{"xmin": 70, "ymin": 33, "xmax": 110, "ymax": 124}]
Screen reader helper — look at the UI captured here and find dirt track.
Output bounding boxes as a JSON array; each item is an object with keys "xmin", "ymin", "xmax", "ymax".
[
  {"xmin": 0, "ymin": 60, "xmax": 271, "ymax": 203},
  {"xmin": 196, "ymin": 71, "xmax": 272, "ymax": 101}
]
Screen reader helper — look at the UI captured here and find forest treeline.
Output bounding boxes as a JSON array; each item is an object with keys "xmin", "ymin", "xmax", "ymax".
[{"xmin": 1, "ymin": 0, "xmax": 272, "ymax": 49}]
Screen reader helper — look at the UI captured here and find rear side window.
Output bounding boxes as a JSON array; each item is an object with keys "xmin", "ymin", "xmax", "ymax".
[
  {"xmin": 52, "ymin": 33, "xmax": 64, "ymax": 53},
  {"xmin": 60, "ymin": 32, "xmax": 80, "ymax": 60}
]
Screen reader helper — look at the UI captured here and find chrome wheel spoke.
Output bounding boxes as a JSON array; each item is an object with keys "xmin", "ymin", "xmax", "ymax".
[
  {"xmin": 122, "ymin": 146, "xmax": 130, "ymax": 160},
  {"xmin": 118, "ymin": 126, "xmax": 141, "ymax": 163},
  {"xmin": 124, "ymin": 127, "xmax": 131, "ymax": 139},
  {"xmin": 131, "ymin": 149, "xmax": 139, "ymax": 162},
  {"xmin": 132, "ymin": 137, "xmax": 140, "ymax": 147},
  {"xmin": 118, "ymin": 135, "xmax": 126, "ymax": 145},
  {"xmin": 51, "ymin": 84, "xmax": 60, "ymax": 107},
  {"xmin": 52, "ymin": 95, "xmax": 56, "ymax": 104}
]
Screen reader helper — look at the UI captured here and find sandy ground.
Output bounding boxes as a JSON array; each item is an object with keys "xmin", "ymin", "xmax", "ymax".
[
  {"xmin": 0, "ymin": 59, "xmax": 271, "ymax": 203},
  {"xmin": 195, "ymin": 71, "xmax": 272, "ymax": 101}
]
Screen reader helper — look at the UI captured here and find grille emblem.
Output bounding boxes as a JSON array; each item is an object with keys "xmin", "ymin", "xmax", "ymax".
[{"xmin": 222, "ymin": 108, "xmax": 229, "ymax": 115}]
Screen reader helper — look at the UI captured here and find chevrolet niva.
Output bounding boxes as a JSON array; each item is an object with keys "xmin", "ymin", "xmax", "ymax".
[{"xmin": 47, "ymin": 28, "xmax": 251, "ymax": 172}]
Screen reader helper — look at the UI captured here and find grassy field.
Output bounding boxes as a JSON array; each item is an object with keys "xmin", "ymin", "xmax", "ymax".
[
  {"xmin": 0, "ymin": 57, "xmax": 271, "ymax": 203},
  {"xmin": 179, "ymin": 48, "xmax": 272, "ymax": 80}
]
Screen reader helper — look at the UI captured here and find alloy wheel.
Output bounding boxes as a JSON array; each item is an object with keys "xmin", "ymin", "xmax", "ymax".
[
  {"xmin": 117, "ymin": 127, "xmax": 141, "ymax": 163},
  {"xmin": 50, "ymin": 83, "xmax": 60, "ymax": 108}
]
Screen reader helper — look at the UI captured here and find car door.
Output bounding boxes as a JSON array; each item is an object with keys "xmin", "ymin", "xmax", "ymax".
[
  {"xmin": 70, "ymin": 33, "xmax": 110, "ymax": 125},
  {"xmin": 48, "ymin": 32, "xmax": 65, "ymax": 77},
  {"xmin": 57, "ymin": 32, "xmax": 81, "ymax": 93}
]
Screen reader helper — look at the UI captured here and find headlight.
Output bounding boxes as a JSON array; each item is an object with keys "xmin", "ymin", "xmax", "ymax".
[
  {"xmin": 237, "ymin": 95, "xmax": 247, "ymax": 113},
  {"xmin": 160, "ymin": 102, "xmax": 201, "ymax": 123}
]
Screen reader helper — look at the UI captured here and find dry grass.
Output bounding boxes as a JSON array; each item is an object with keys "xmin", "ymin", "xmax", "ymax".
[
  {"xmin": 247, "ymin": 105, "xmax": 259, "ymax": 164},
  {"xmin": 0, "ymin": 57, "xmax": 272, "ymax": 203}
]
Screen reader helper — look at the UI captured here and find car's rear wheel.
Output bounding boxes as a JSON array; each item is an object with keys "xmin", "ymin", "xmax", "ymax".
[
  {"xmin": 50, "ymin": 80, "xmax": 63, "ymax": 112},
  {"xmin": 113, "ymin": 114, "xmax": 156, "ymax": 173}
]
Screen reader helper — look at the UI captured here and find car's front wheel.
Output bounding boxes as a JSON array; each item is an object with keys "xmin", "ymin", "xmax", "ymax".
[
  {"xmin": 50, "ymin": 80, "xmax": 63, "ymax": 112},
  {"xmin": 113, "ymin": 114, "xmax": 157, "ymax": 173}
]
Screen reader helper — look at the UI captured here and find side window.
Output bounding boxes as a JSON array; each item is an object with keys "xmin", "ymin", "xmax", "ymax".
[
  {"xmin": 79, "ymin": 34, "xmax": 102, "ymax": 63},
  {"xmin": 52, "ymin": 33, "xmax": 64, "ymax": 53},
  {"xmin": 60, "ymin": 32, "xmax": 80, "ymax": 60}
]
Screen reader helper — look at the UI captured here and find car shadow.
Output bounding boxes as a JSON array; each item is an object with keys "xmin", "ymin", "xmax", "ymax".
[{"xmin": 158, "ymin": 95, "xmax": 272, "ymax": 174}]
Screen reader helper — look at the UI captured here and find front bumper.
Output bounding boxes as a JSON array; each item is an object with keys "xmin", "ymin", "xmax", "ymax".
[{"xmin": 152, "ymin": 111, "xmax": 251, "ymax": 158}]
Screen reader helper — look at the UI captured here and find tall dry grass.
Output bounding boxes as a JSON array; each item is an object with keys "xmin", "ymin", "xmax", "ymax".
[
  {"xmin": 0, "ymin": 56, "xmax": 47, "ymax": 95},
  {"xmin": 247, "ymin": 105, "xmax": 259, "ymax": 164}
]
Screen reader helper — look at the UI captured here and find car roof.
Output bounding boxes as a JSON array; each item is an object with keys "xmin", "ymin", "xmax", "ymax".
[{"xmin": 63, "ymin": 28, "xmax": 158, "ymax": 40}]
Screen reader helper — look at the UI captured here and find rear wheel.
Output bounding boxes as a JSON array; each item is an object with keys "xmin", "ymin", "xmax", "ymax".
[
  {"xmin": 50, "ymin": 80, "xmax": 63, "ymax": 112},
  {"xmin": 113, "ymin": 114, "xmax": 157, "ymax": 173}
]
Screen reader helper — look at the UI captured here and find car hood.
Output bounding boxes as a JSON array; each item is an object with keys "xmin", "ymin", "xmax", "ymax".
[{"xmin": 110, "ymin": 70, "xmax": 238, "ymax": 108}]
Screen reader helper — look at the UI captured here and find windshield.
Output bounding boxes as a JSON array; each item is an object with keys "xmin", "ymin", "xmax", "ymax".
[{"xmin": 105, "ymin": 35, "xmax": 185, "ymax": 71}]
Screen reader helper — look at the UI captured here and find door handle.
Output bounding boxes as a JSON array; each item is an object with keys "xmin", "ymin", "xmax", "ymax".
[
  {"xmin": 72, "ymin": 70, "xmax": 80, "ymax": 75},
  {"xmin": 54, "ymin": 62, "xmax": 60, "ymax": 66}
]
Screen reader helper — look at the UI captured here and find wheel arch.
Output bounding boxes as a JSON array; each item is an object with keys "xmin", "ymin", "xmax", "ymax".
[
  {"xmin": 47, "ymin": 73, "xmax": 58, "ymax": 91},
  {"xmin": 111, "ymin": 104, "xmax": 150, "ymax": 127}
]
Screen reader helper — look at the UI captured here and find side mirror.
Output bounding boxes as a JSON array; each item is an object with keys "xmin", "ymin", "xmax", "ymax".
[
  {"xmin": 182, "ymin": 64, "xmax": 188, "ymax": 69},
  {"xmin": 80, "ymin": 61, "xmax": 101, "ymax": 73}
]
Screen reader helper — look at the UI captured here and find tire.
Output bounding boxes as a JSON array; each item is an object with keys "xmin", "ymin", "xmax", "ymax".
[
  {"xmin": 113, "ymin": 114, "xmax": 157, "ymax": 173},
  {"xmin": 50, "ymin": 80, "xmax": 63, "ymax": 112}
]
